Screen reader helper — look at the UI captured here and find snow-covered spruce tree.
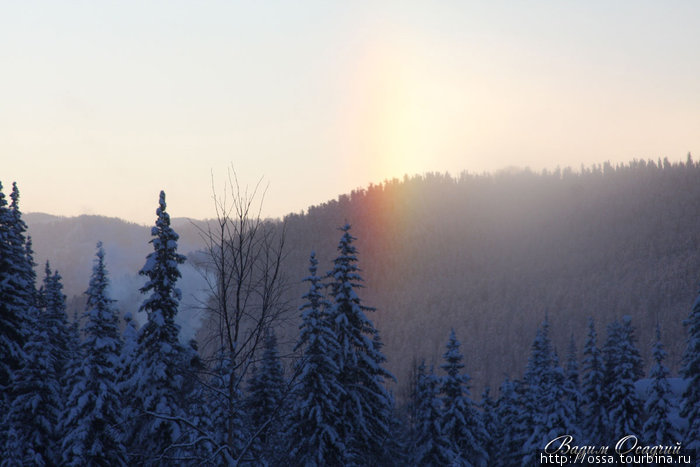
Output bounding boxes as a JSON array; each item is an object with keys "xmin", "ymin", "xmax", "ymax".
[
  {"xmin": 522, "ymin": 317, "xmax": 577, "ymax": 465},
  {"xmin": 642, "ymin": 322, "xmax": 680, "ymax": 445},
  {"xmin": 61, "ymin": 243, "xmax": 127, "ymax": 466},
  {"xmin": 326, "ymin": 224, "xmax": 395, "ymax": 465},
  {"xmin": 479, "ymin": 386, "xmax": 499, "ymax": 466},
  {"xmin": 125, "ymin": 191, "xmax": 190, "ymax": 464},
  {"xmin": 116, "ymin": 311, "xmax": 138, "ymax": 433},
  {"xmin": 564, "ymin": 333, "xmax": 583, "ymax": 427},
  {"xmin": 680, "ymin": 288, "xmax": 700, "ymax": 455},
  {"xmin": 286, "ymin": 252, "xmax": 345, "ymax": 466},
  {"xmin": 40, "ymin": 262, "xmax": 72, "ymax": 382},
  {"xmin": 605, "ymin": 316, "xmax": 644, "ymax": 440},
  {"xmin": 413, "ymin": 361, "xmax": 454, "ymax": 466},
  {"xmin": 118, "ymin": 311, "xmax": 139, "ymax": 386},
  {"xmin": 495, "ymin": 378, "xmax": 523, "ymax": 467},
  {"xmin": 3, "ymin": 307, "xmax": 62, "ymax": 466},
  {"xmin": 0, "ymin": 182, "xmax": 33, "ymax": 419},
  {"xmin": 439, "ymin": 329, "xmax": 487, "ymax": 467},
  {"xmin": 0, "ymin": 186, "xmax": 75, "ymax": 464},
  {"xmin": 602, "ymin": 319, "xmax": 622, "ymax": 387},
  {"xmin": 206, "ymin": 351, "xmax": 247, "ymax": 464},
  {"xmin": 23, "ymin": 235, "xmax": 38, "ymax": 306},
  {"xmin": 581, "ymin": 318, "xmax": 606, "ymax": 443},
  {"xmin": 520, "ymin": 318, "xmax": 553, "ymax": 464},
  {"xmin": 246, "ymin": 327, "xmax": 286, "ymax": 463},
  {"xmin": 179, "ymin": 339, "xmax": 216, "ymax": 464},
  {"xmin": 549, "ymin": 351, "xmax": 580, "ymax": 439}
]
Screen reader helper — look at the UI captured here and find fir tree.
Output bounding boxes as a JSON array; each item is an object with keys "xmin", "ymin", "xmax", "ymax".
[
  {"xmin": 40, "ymin": 262, "xmax": 72, "ymax": 382},
  {"xmin": 22, "ymin": 235, "xmax": 38, "ymax": 310},
  {"xmin": 286, "ymin": 252, "xmax": 345, "ymax": 466},
  {"xmin": 116, "ymin": 311, "xmax": 138, "ymax": 433},
  {"xmin": 643, "ymin": 323, "xmax": 680, "ymax": 445},
  {"xmin": 605, "ymin": 316, "xmax": 643, "ymax": 440},
  {"xmin": 413, "ymin": 362, "xmax": 454, "ymax": 466},
  {"xmin": 565, "ymin": 333, "xmax": 583, "ymax": 426},
  {"xmin": 207, "ymin": 351, "xmax": 247, "ymax": 464},
  {"xmin": 581, "ymin": 318, "xmax": 606, "ymax": 443},
  {"xmin": 479, "ymin": 386, "xmax": 499, "ymax": 466},
  {"xmin": 326, "ymin": 224, "xmax": 395, "ymax": 464},
  {"xmin": 602, "ymin": 319, "xmax": 622, "ymax": 389},
  {"xmin": 121, "ymin": 312, "xmax": 138, "ymax": 360},
  {"xmin": 548, "ymin": 352, "xmax": 580, "ymax": 440},
  {"xmin": 680, "ymin": 288, "xmax": 700, "ymax": 454},
  {"xmin": 3, "ymin": 308, "xmax": 61, "ymax": 465},
  {"xmin": 522, "ymin": 317, "xmax": 577, "ymax": 464},
  {"xmin": 521, "ymin": 317, "xmax": 554, "ymax": 464},
  {"xmin": 125, "ymin": 191, "xmax": 189, "ymax": 464},
  {"xmin": 439, "ymin": 329, "xmax": 487, "ymax": 466},
  {"xmin": 246, "ymin": 328, "xmax": 286, "ymax": 463},
  {"xmin": 179, "ymin": 339, "xmax": 214, "ymax": 464},
  {"xmin": 0, "ymin": 182, "xmax": 32, "ymax": 411},
  {"xmin": 495, "ymin": 378, "xmax": 522, "ymax": 467},
  {"xmin": 61, "ymin": 243, "xmax": 127, "ymax": 466}
]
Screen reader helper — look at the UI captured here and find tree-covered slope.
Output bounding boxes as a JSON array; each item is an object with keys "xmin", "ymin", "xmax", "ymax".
[{"xmin": 280, "ymin": 157, "xmax": 700, "ymax": 392}]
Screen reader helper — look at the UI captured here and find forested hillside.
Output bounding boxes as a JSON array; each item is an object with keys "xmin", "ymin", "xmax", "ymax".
[
  {"xmin": 280, "ymin": 156, "xmax": 700, "ymax": 392},
  {"xmin": 24, "ymin": 156, "xmax": 700, "ymax": 393}
]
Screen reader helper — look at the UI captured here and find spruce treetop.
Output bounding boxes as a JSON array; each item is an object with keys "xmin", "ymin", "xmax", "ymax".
[{"xmin": 139, "ymin": 190, "xmax": 186, "ymax": 324}]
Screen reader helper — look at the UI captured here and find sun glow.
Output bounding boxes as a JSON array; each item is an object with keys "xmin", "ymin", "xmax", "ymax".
[{"xmin": 348, "ymin": 36, "xmax": 478, "ymax": 184}]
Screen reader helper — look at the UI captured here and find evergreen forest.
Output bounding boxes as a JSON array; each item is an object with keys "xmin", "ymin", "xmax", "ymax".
[{"xmin": 2, "ymin": 158, "xmax": 700, "ymax": 465}]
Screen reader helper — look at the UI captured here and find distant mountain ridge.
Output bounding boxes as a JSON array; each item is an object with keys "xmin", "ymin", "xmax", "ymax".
[{"xmin": 24, "ymin": 212, "xmax": 209, "ymax": 342}]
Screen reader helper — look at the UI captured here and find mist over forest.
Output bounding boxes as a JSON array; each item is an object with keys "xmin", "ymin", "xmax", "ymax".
[{"xmin": 25, "ymin": 156, "xmax": 700, "ymax": 394}]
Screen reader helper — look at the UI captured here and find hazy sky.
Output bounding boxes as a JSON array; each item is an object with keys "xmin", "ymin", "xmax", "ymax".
[{"xmin": 2, "ymin": 1, "xmax": 699, "ymax": 225}]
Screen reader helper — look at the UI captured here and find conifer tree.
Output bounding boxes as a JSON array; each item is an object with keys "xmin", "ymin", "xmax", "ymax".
[
  {"xmin": 480, "ymin": 386, "xmax": 498, "ymax": 466},
  {"xmin": 643, "ymin": 323, "xmax": 680, "ymax": 445},
  {"xmin": 605, "ymin": 316, "xmax": 643, "ymax": 440},
  {"xmin": 581, "ymin": 318, "xmax": 606, "ymax": 443},
  {"xmin": 439, "ymin": 329, "xmax": 487, "ymax": 466},
  {"xmin": 680, "ymin": 289, "xmax": 700, "ymax": 454},
  {"xmin": 1, "ymin": 189, "xmax": 64, "ymax": 463},
  {"xmin": 602, "ymin": 319, "xmax": 622, "ymax": 389},
  {"xmin": 521, "ymin": 318, "xmax": 553, "ymax": 463},
  {"xmin": 207, "ymin": 351, "xmax": 247, "ymax": 464},
  {"xmin": 565, "ymin": 333, "xmax": 583, "ymax": 425},
  {"xmin": 40, "ymin": 263, "xmax": 72, "ymax": 382},
  {"xmin": 116, "ymin": 311, "xmax": 138, "ymax": 433},
  {"xmin": 178, "ymin": 339, "xmax": 214, "ymax": 464},
  {"xmin": 326, "ymin": 224, "xmax": 394, "ymax": 464},
  {"xmin": 125, "ymin": 191, "xmax": 189, "ymax": 464},
  {"xmin": 0, "ymin": 182, "xmax": 32, "ymax": 411},
  {"xmin": 23, "ymin": 236, "xmax": 38, "ymax": 308},
  {"xmin": 548, "ymin": 351, "xmax": 580, "ymax": 439},
  {"xmin": 286, "ymin": 252, "xmax": 345, "ymax": 465},
  {"xmin": 495, "ymin": 378, "xmax": 522, "ymax": 467},
  {"xmin": 246, "ymin": 328, "xmax": 286, "ymax": 463},
  {"xmin": 413, "ymin": 362, "xmax": 454, "ymax": 466},
  {"xmin": 121, "ymin": 312, "xmax": 138, "ymax": 361},
  {"xmin": 522, "ymin": 318, "xmax": 577, "ymax": 464},
  {"xmin": 61, "ymin": 243, "xmax": 127, "ymax": 466},
  {"xmin": 3, "ymin": 308, "xmax": 61, "ymax": 465}
]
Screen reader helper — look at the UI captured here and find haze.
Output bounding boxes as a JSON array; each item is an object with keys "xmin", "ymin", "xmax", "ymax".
[{"xmin": 2, "ymin": 1, "xmax": 699, "ymax": 225}]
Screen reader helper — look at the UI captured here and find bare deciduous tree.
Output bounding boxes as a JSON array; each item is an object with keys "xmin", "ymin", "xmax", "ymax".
[{"xmin": 191, "ymin": 167, "xmax": 291, "ymax": 462}]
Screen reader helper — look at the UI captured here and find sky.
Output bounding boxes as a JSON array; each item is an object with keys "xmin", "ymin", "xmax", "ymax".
[{"xmin": 2, "ymin": 1, "xmax": 699, "ymax": 225}]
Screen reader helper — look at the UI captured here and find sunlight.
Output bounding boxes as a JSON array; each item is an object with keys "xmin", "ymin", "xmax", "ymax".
[{"xmin": 352, "ymin": 38, "xmax": 467, "ymax": 182}]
